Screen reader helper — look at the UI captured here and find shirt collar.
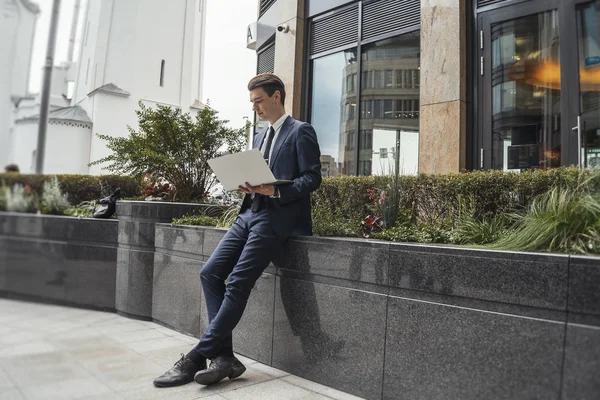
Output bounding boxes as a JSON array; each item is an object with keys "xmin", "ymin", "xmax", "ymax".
[{"xmin": 269, "ymin": 113, "xmax": 289, "ymax": 132}]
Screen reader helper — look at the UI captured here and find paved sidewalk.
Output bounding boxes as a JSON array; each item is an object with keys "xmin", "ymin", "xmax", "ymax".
[{"xmin": 0, "ymin": 299, "xmax": 363, "ymax": 400}]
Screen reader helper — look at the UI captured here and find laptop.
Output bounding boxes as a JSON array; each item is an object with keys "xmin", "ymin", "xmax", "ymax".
[{"xmin": 208, "ymin": 149, "xmax": 292, "ymax": 191}]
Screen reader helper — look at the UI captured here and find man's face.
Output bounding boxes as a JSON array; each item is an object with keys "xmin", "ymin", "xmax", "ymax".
[{"xmin": 250, "ymin": 87, "xmax": 280, "ymax": 121}]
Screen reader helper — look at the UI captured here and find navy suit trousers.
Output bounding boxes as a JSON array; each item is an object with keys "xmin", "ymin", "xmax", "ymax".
[{"xmin": 194, "ymin": 208, "xmax": 285, "ymax": 359}]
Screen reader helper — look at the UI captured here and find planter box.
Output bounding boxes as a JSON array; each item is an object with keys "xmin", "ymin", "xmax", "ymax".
[
  {"xmin": 1, "ymin": 208, "xmax": 598, "ymax": 400},
  {"xmin": 0, "ymin": 211, "xmax": 118, "ymax": 309},
  {"xmin": 153, "ymin": 224, "xmax": 600, "ymax": 400}
]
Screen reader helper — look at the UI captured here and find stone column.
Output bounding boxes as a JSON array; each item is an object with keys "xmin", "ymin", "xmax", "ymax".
[
  {"xmin": 115, "ymin": 201, "xmax": 208, "ymax": 319},
  {"xmin": 419, "ymin": 0, "xmax": 467, "ymax": 174},
  {"xmin": 273, "ymin": 0, "xmax": 305, "ymax": 119}
]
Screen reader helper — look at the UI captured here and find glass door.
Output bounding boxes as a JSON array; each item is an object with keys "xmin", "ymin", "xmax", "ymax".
[
  {"xmin": 478, "ymin": 1, "xmax": 564, "ymax": 171},
  {"xmin": 571, "ymin": 0, "xmax": 600, "ymax": 168}
]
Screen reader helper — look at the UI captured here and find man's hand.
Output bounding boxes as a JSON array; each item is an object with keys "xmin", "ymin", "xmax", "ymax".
[{"xmin": 238, "ymin": 182, "xmax": 275, "ymax": 196}]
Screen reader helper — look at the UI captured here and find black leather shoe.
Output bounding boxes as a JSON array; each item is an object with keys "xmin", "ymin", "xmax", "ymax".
[
  {"xmin": 153, "ymin": 354, "xmax": 206, "ymax": 388},
  {"xmin": 193, "ymin": 354, "xmax": 246, "ymax": 385}
]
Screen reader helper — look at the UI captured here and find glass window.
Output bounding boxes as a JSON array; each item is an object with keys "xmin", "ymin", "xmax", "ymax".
[
  {"xmin": 311, "ymin": 49, "xmax": 358, "ymax": 176},
  {"xmin": 374, "ymin": 100, "xmax": 382, "ymax": 119},
  {"xmin": 374, "ymin": 70, "xmax": 383, "ymax": 88},
  {"xmin": 359, "ymin": 31, "xmax": 420, "ymax": 177},
  {"xmin": 383, "ymin": 100, "xmax": 393, "ymax": 119},
  {"xmin": 385, "ymin": 70, "xmax": 393, "ymax": 88},
  {"xmin": 396, "ymin": 70, "xmax": 403, "ymax": 88},
  {"xmin": 577, "ymin": 1, "xmax": 600, "ymax": 168},
  {"xmin": 490, "ymin": 10, "xmax": 560, "ymax": 170}
]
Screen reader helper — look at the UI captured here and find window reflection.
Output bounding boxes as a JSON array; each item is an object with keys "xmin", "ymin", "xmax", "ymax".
[
  {"xmin": 491, "ymin": 11, "xmax": 561, "ymax": 170},
  {"xmin": 577, "ymin": 0, "xmax": 600, "ymax": 168},
  {"xmin": 311, "ymin": 49, "xmax": 358, "ymax": 176},
  {"xmin": 358, "ymin": 31, "xmax": 420, "ymax": 177}
]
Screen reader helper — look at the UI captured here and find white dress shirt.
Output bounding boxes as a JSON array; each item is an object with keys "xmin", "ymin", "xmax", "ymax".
[{"xmin": 261, "ymin": 113, "xmax": 289, "ymax": 167}]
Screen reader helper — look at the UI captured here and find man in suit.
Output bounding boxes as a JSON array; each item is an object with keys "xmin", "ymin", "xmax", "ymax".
[{"xmin": 153, "ymin": 73, "xmax": 322, "ymax": 387}]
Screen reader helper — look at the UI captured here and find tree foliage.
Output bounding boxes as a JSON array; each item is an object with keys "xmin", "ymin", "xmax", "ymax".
[{"xmin": 89, "ymin": 102, "xmax": 247, "ymax": 202}]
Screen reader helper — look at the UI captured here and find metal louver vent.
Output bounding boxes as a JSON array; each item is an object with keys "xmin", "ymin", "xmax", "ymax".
[
  {"xmin": 257, "ymin": 43, "xmax": 275, "ymax": 74},
  {"xmin": 362, "ymin": 0, "xmax": 420, "ymax": 41},
  {"xmin": 310, "ymin": 5, "xmax": 359, "ymax": 56},
  {"xmin": 477, "ymin": 0, "xmax": 507, "ymax": 8},
  {"xmin": 259, "ymin": 0, "xmax": 276, "ymax": 17}
]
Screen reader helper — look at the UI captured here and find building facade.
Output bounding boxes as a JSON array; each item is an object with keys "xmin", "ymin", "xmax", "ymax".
[
  {"xmin": 8, "ymin": 0, "xmax": 208, "ymax": 175},
  {"xmin": 249, "ymin": 0, "xmax": 600, "ymax": 174},
  {"xmin": 0, "ymin": 0, "xmax": 40, "ymax": 169}
]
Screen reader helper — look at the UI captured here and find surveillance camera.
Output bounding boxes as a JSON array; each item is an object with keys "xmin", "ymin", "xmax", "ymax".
[{"xmin": 277, "ymin": 24, "xmax": 290, "ymax": 33}]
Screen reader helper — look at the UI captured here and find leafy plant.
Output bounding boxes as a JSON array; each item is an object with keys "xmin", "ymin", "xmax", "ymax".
[
  {"xmin": 41, "ymin": 176, "xmax": 70, "ymax": 215},
  {"xmin": 172, "ymin": 212, "xmax": 219, "ymax": 227},
  {"xmin": 217, "ymin": 205, "xmax": 241, "ymax": 228},
  {"xmin": 64, "ymin": 200, "xmax": 98, "ymax": 218},
  {"xmin": 489, "ymin": 177, "xmax": 600, "ymax": 254},
  {"xmin": 89, "ymin": 102, "xmax": 247, "ymax": 202},
  {"xmin": 5, "ymin": 184, "xmax": 37, "ymax": 213}
]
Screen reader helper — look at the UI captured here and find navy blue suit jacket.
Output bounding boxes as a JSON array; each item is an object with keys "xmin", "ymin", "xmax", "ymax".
[{"xmin": 240, "ymin": 116, "xmax": 322, "ymax": 237}]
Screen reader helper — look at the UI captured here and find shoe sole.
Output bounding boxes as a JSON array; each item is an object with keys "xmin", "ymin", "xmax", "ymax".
[
  {"xmin": 194, "ymin": 364, "xmax": 246, "ymax": 385},
  {"xmin": 153, "ymin": 378, "xmax": 193, "ymax": 388}
]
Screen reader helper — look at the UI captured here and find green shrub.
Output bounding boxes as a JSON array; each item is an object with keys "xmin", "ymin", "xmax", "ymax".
[
  {"xmin": 89, "ymin": 102, "xmax": 248, "ymax": 202},
  {"xmin": 0, "ymin": 174, "xmax": 141, "ymax": 205},
  {"xmin": 172, "ymin": 214, "xmax": 219, "ymax": 227},
  {"xmin": 311, "ymin": 167, "xmax": 599, "ymax": 254},
  {"xmin": 41, "ymin": 176, "xmax": 70, "ymax": 215}
]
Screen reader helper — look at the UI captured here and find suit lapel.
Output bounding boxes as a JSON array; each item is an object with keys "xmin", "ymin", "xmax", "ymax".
[
  {"xmin": 253, "ymin": 127, "xmax": 267, "ymax": 150},
  {"xmin": 269, "ymin": 116, "xmax": 294, "ymax": 167}
]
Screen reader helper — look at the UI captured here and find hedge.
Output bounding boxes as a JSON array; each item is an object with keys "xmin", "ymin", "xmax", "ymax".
[
  {"xmin": 0, "ymin": 174, "xmax": 142, "ymax": 205},
  {"xmin": 310, "ymin": 167, "xmax": 597, "ymax": 238}
]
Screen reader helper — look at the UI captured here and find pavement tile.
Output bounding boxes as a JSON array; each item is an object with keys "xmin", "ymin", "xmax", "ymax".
[
  {"xmin": 79, "ymin": 393, "xmax": 123, "ymax": 400},
  {"xmin": 0, "ymin": 340, "xmax": 58, "ymax": 358},
  {"xmin": 0, "ymin": 352, "xmax": 92, "ymax": 387},
  {"xmin": 0, "ymin": 300, "xmax": 365, "ymax": 400},
  {"xmin": 118, "ymin": 382, "xmax": 214, "ymax": 400},
  {"xmin": 0, "ymin": 388, "xmax": 25, "ymax": 400},
  {"xmin": 106, "ymin": 328, "xmax": 169, "ymax": 344},
  {"xmin": 297, "ymin": 395, "xmax": 334, "ymax": 400},
  {"xmin": 19, "ymin": 377, "xmax": 114, "ymax": 400},
  {"xmin": 0, "ymin": 366, "xmax": 14, "ymax": 390},
  {"xmin": 137, "ymin": 345, "xmax": 194, "ymax": 369},
  {"xmin": 247, "ymin": 362, "xmax": 290, "ymax": 378},
  {"xmin": 219, "ymin": 379, "xmax": 311, "ymax": 400},
  {"xmin": 194, "ymin": 368, "xmax": 274, "ymax": 396},
  {"xmin": 283, "ymin": 375, "xmax": 333, "ymax": 393},
  {"xmin": 319, "ymin": 388, "xmax": 365, "ymax": 400},
  {"xmin": 125, "ymin": 337, "xmax": 190, "ymax": 353}
]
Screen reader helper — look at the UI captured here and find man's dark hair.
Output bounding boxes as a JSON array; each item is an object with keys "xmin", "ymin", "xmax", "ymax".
[
  {"xmin": 4, "ymin": 164, "xmax": 19, "ymax": 173},
  {"xmin": 248, "ymin": 73, "xmax": 286, "ymax": 106}
]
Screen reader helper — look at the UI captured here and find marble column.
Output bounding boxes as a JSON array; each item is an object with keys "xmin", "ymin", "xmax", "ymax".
[
  {"xmin": 419, "ymin": 0, "xmax": 468, "ymax": 174},
  {"xmin": 273, "ymin": 0, "xmax": 305, "ymax": 119}
]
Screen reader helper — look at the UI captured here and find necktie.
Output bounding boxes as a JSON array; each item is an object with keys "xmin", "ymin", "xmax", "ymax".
[
  {"xmin": 263, "ymin": 126, "xmax": 276, "ymax": 164},
  {"xmin": 252, "ymin": 126, "xmax": 276, "ymax": 212}
]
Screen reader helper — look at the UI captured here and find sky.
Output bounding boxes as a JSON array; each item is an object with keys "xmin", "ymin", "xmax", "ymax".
[{"xmin": 29, "ymin": 0, "xmax": 258, "ymax": 129}]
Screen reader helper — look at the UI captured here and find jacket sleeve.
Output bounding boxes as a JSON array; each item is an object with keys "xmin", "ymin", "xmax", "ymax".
[{"xmin": 278, "ymin": 123, "xmax": 322, "ymax": 204}]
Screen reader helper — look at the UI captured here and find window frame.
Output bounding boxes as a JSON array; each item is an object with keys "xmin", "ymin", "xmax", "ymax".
[{"xmin": 305, "ymin": 0, "xmax": 421, "ymax": 175}]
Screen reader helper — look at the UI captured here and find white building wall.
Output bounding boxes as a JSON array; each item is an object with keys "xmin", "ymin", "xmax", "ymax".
[
  {"xmin": 0, "ymin": 0, "xmax": 38, "ymax": 168},
  {"xmin": 11, "ymin": 118, "xmax": 90, "ymax": 175},
  {"xmin": 87, "ymin": 94, "xmax": 138, "ymax": 175},
  {"xmin": 71, "ymin": 0, "xmax": 104, "ymax": 108},
  {"xmin": 43, "ymin": 121, "xmax": 91, "ymax": 174},
  {"xmin": 11, "ymin": 121, "xmax": 38, "ymax": 173}
]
